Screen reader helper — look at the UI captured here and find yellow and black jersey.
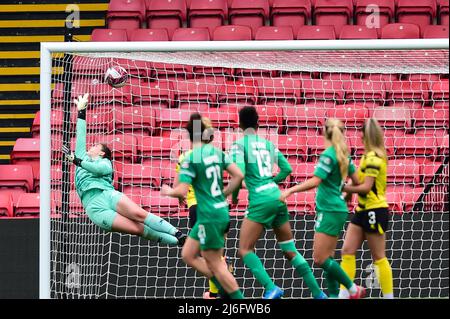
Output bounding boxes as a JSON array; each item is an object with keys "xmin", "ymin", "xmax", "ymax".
[
  {"xmin": 176, "ymin": 150, "xmax": 197, "ymax": 208},
  {"xmin": 356, "ymin": 151, "xmax": 388, "ymax": 212}
]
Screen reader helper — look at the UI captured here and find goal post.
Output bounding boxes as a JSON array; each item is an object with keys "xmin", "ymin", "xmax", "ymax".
[{"xmin": 40, "ymin": 39, "xmax": 449, "ymax": 299}]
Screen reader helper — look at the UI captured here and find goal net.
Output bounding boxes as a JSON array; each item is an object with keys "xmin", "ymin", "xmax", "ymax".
[{"xmin": 42, "ymin": 41, "xmax": 449, "ymax": 299}]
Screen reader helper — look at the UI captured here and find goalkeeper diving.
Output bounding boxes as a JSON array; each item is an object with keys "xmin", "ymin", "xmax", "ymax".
[{"xmin": 62, "ymin": 94, "xmax": 186, "ymax": 246}]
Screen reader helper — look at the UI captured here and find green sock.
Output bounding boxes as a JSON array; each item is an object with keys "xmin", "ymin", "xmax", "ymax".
[
  {"xmin": 229, "ymin": 289, "xmax": 244, "ymax": 299},
  {"xmin": 324, "ymin": 271, "xmax": 340, "ymax": 298},
  {"xmin": 242, "ymin": 252, "xmax": 276, "ymax": 291},
  {"xmin": 279, "ymin": 241, "xmax": 323, "ymax": 298},
  {"xmin": 144, "ymin": 213, "xmax": 177, "ymax": 235},
  {"xmin": 142, "ymin": 225, "xmax": 178, "ymax": 245},
  {"xmin": 210, "ymin": 276, "xmax": 228, "ymax": 297},
  {"xmin": 321, "ymin": 257, "xmax": 353, "ymax": 290}
]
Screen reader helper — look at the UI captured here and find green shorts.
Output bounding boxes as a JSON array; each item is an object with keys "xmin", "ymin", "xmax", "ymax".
[
  {"xmin": 189, "ymin": 220, "xmax": 230, "ymax": 251},
  {"xmin": 315, "ymin": 211, "xmax": 348, "ymax": 237},
  {"xmin": 83, "ymin": 189, "xmax": 123, "ymax": 232},
  {"xmin": 246, "ymin": 200, "xmax": 290, "ymax": 229}
]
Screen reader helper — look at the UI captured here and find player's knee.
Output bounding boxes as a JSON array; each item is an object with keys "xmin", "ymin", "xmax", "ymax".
[
  {"xmin": 312, "ymin": 252, "xmax": 327, "ymax": 266},
  {"xmin": 372, "ymin": 251, "xmax": 386, "ymax": 262},
  {"xmin": 283, "ymin": 251, "xmax": 297, "ymax": 261},
  {"xmin": 238, "ymin": 247, "xmax": 251, "ymax": 258},
  {"xmin": 341, "ymin": 245, "xmax": 357, "ymax": 256}
]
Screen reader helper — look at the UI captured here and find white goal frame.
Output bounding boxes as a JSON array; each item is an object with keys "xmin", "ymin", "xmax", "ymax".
[{"xmin": 39, "ymin": 39, "xmax": 449, "ymax": 299}]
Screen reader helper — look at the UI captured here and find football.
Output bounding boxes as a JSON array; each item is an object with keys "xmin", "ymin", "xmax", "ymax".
[{"xmin": 104, "ymin": 65, "xmax": 129, "ymax": 88}]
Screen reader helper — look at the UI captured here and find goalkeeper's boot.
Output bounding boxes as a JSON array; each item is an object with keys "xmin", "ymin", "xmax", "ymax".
[
  {"xmin": 349, "ymin": 285, "xmax": 366, "ymax": 300},
  {"xmin": 263, "ymin": 286, "xmax": 284, "ymax": 299},
  {"xmin": 203, "ymin": 291, "xmax": 218, "ymax": 299},
  {"xmin": 314, "ymin": 291, "xmax": 328, "ymax": 299},
  {"xmin": 175, "ymin": 231, "xmax": 187, "ymax": 247}
]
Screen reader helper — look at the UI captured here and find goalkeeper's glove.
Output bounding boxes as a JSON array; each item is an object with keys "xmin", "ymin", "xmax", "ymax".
[
  {"xmin": 74, "ymin": 93, "xmax": 89, "ymax": 120},
  {"xmin": 62, "ymin": 144, "xmax": 82, "ymax": 167}
]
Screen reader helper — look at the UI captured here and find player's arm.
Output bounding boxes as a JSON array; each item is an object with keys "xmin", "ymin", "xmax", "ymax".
[
  {"xmin": 279, "ymin": 176, "xmax": 322, "ymax": 202},
  {"xmin": 74, "ymin": 93, "xmax": 89, "ymax": 159},
  {"xmin": 273, "ymin": 148, "xmax": 292, "ymax": 184},
  {"xmin": 223, "ymin": 163, "xmax": 244, "ymax": 197},
  {"xmin": 344, "ymin": 156, "xmax": 379, "ymax": 195},
  {"xmin": 228, "ymin": 143, "xmax": 246, "ymax": 203},
  {"xmin": 161, "ymin": 154, "xmax": 193, "ymax": 200}
]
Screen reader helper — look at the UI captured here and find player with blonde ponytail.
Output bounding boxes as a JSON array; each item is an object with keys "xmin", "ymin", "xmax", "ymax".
[
  {"xmin": 339, "ymin": 118, "xmax": 394, "ymax": 299},
  {"xmin": 280, "ymin": 118, "xmax": 366, "ymax": 299}
]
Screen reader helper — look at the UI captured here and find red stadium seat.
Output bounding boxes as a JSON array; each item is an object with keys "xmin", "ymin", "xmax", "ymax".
[
  {"xmin": 422, "ymin": 25, "xmax": 449, "ymax": 38},
  {"xmin": 297, "ymin": 25, "xmax": 336, "ymax": 39},
  {"xmin": 411, "ymin": 108, "xmax": 449, "ymax": 129},
  {"xmin": 173, "ymin": 79, "xmax": 218, "ymax": 104},
  {"xmin": 355, "ymin": 0, "xmax": 394, "ymax": 34},
  {"xmin": 371, "ymin": 107, "xmax": 412, "ymax": 130},
  {"xmin": 106, "ymin": 0, "xmax": 146, "ymax": 34},
  {"xmin": 275, "ymin": 134, "xmax": 308, "ymax": 160},
  {"xmin": 386, "ymin": 80, "xmax": 429, "ymax": 102},
  {"xmin": 15, "ymin": 193, "xmax": 40, "ymax": 217},
  {"xmin": 284, "ymin": 105, "xmax": 327, "ymax": 130},
  {"xmin": 302, "ymin": 79, "xmax": 344, "ymax": 101},
  {"xmin": 286, "ymin": 192, "xmax": 316, "ymax": 214},
  {"xmin": 0, "ymin": 193, "xmax": 13, "ymax": 217},
  {"xmin": 344, "ymin": 80, "xmax": 386, "ymax": 103},
  {"xmin": 388, "ymin": 134, "xmax": 439, "ymax": 157},
  {"xmin": 0, "ymin": 165, "xmax": 34, "ymax": 193},
  {"xmin": 32, "ymin": 110, "xmax": 76, "ymax": 138},
  {"xmin": 140, "ymin": 135, "xmax": 179, "ymax": 158},
  {"xmin": 384, "ymin": 190, "xmax": 405, "ymax": 214},
  {"xmin": 213, "ymin": 25, "xmax": 252, "ymax": 40},
  {"xmin": 289, "ymin": 161, "xmax": 316, "ymax": 184},
  {"xmin": 327, "ymin": 104, "xmax": 369, "ymax": 128},
  {"xmin": 439, "ymin": 0, "xmax": 449, "ymax": 25},
  {"xmin": 256, "ymin": 77, "xmax": 302, "ymax": 105},
  {"xmin": 132, "ymin": 81, "xmax": 173, "ymax": 107},
  {"xmin": 178, "ymin": 102, "xmax": 210, "ymax": 112},
  {"xmin": 217, "ymin": 80, "xmax": 258, "ymax": 105},
  {"xmin": 270, "ymin": 0, "xmax": 311, "ymax": 36},
  {"xmin": 229, "ymin": 0, "xmax": 270, "ymax": 38},
  {"xmin": 381, "ymin": 23, "xmax": 420, "ymax": 38},
  {"xmin": 188, "ymin": 0, "xmax": 228, "ymax": 38},
  {"xmin": 118, "ymin": 162, "xmax": 164, "ymax": 189},
  {"xmin": 430, "ymin": 79, "xmax": 449, "ymax": 100},
  {"xmin": 112, "ymin": 106, "xmax": 156, "ymax": 135},
  {"xmin": 89, "ymin": 81, "xmax": 132, "ymax": 104},
  {"xmin": 172, "ymin": 27, "xmax": 211, "ymax": 41},
  {"xmin": 124, "ymin": 187, "xmax": 179, "ymax": 214},
  {"xmin": 255, "ymin": 26, "xmax": 294, "ymax": 40},
  {"xmin": 96, "ymin": 134, "xmax": 138, "ymax": 162},
  {"xmin": 251, "ymin": 105, "xmax": 284, "ymax": 130},
  {"xmin": 91, "ymin": 29, "xmax": 128, "ymax": 41},
  {"xmin": 145, "ymin": 0, "xmax": 187, "ymax": 39},
  {"xmin": 313, "ymin": 0, "xmax": 353, "ymax": 37},
  {"xmin": 10, "ymin": 138, "xmax": 40, "ymax": 173},
  {"xmin": 387, "ymin": 159, "xmax": 421, "ymax": 184},
  {"xmin": 158, "ymin": 108, "xmax": 192, "ymax": 129},
  {"xmin": 129, "ymin": 28, "xmax": 169, "ymax": 41},
  {"xmin": 396, "ymin": 0, "xmax": 437, "ymax": 32},
  {"xmin": 203, "ymin": 105, "xmax": 239, "ymax": 129},
  {"xmin": 339, "ymin": 25, "xmax": 379, "ymax": 39}
]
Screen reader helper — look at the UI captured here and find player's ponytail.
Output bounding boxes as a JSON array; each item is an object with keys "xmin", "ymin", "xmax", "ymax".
[
  {"xmin": 363, "ymin": 118, "xmax": 387, "ymax": 162},
  {"xmin": 100, "ymin": 143, "xmax": 112, "ymax": 161},
  {"xmin": 325, "ymin": 118, "xmax": 349, "ymax": 181},
  {"xmin": 186, "ymin": 113, "xmax": 214, "ymax": 144}
]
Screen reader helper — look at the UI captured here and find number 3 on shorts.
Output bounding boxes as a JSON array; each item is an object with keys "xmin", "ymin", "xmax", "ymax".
[
  {"xmin": 198, "ymin": 224, "xmax": 206, "ymax": 245},
  {"xmin": 368, "ymin": 211, "xmax": 376, "ymax": 229}
]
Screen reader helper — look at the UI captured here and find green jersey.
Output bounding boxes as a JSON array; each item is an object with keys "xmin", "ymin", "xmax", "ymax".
[
  {"xmin": 178, "ymin": 144, "xmax": 233, "ymax": 223},
  {"xmin": 313, "ymin": 146, "xmax": 356, "ymax": 213},
  {"xmin": 229, "ymin": 134, "xmax": 292, "ymax": 206},
  {"xmin": 74, "ymin": 118, "xmax": 114, "ymax": 201}
]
